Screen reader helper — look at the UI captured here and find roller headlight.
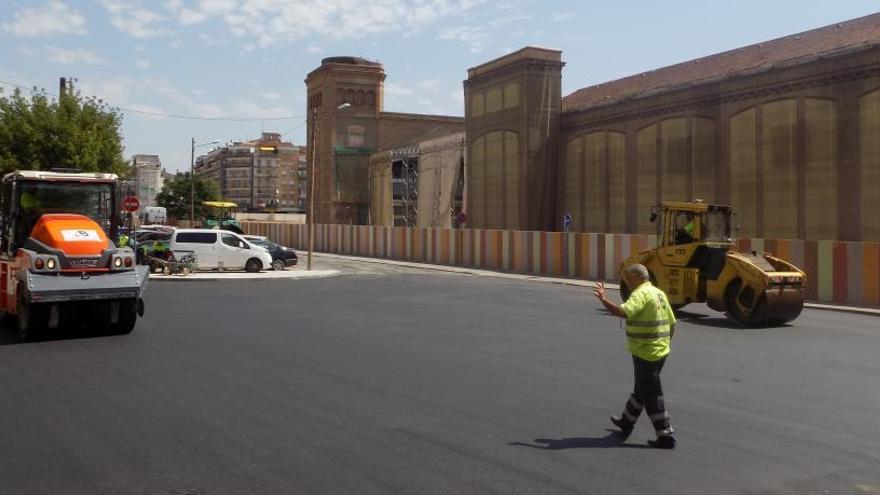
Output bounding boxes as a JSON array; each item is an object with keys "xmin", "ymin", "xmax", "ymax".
[
  {"xmin": 113, "ymin": 257, "xmax": 123, "ymax": 268},
  {"xmin": 34, "ymin": 258, "xmax": 44, "ymax": 270},
  {"xmin": 46, "ymin": 258, "xmax": 56, "ymax": 270}
]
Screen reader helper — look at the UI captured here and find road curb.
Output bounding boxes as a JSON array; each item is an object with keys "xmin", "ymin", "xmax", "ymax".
[
  {"xmin": 313, "ymin": 253, "xmax": 880, "ymax": 317},
  {"xmin": 148, "ymin": 269, "xmax": 340, "ymax": 282}
]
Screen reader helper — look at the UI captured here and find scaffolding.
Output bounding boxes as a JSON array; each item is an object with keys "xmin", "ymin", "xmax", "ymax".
[{"xmin": 391, "ymin": 145, "xmax": 419, "ymax": 227}]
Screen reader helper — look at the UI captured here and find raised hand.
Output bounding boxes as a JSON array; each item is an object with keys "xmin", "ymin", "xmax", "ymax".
[{"xmin": 593, "ymin": 282, "xmax": 607, "ymax": 301}]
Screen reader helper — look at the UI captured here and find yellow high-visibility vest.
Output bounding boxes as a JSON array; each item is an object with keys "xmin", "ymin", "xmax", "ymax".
[{"xmin": 620, "ymin": 281, "xmax": 676, "ymax": 361}]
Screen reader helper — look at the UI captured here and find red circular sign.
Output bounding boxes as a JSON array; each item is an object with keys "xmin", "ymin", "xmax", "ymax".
[{"xmin": 123, "ymin": 196, "xmax": 140, "ymax": 212}]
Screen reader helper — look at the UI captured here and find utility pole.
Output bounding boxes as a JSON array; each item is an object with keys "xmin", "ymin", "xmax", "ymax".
[{"xmin": 190, "ymin": 137, "xmax": 195, "ymax": 223}]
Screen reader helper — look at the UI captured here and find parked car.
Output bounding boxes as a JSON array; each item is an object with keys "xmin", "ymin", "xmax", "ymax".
[
  {"xmin": 243, "ymin": 235, "xmax": 299, "ymax": 271},
  {"xmin": 170, "ymin": 229, "xmax": 272, "ymax": 272}
]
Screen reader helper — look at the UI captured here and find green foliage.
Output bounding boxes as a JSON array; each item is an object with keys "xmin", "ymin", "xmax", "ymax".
[
  {"xmin": 155, "ymin": 172, "xmax": 220, "ymax": 220},
  {"xmin": 0, "ymin": 87, "xmax": 127, "ymax": 175}
]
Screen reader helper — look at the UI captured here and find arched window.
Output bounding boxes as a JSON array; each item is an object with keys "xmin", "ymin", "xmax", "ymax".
[
  {"xmin": 861, "ymin": 88, "xmax": 880, "ymax": 241},
  {"xmin": 729, "ymin": 108, "xmax": 757, "ymax": 237},
  {"xmin": 762, "ymin": 99, "xmax": 798, "ymax": 239},
  {"xmin": 804, "ymin": 98, "xmax": 837, "ymax": 241},
  {"xmin": 469, "ymin": 131, "xmax": 519, "ymax": 229},
  {"xmin": 565, "ymin": 131, "xmax": 625, "ymax": 233}
]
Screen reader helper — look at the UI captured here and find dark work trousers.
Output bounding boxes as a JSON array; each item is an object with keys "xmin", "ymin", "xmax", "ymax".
[{"xmin": 619, "ymin": 355, "xmax": 674, "ymax": 437}]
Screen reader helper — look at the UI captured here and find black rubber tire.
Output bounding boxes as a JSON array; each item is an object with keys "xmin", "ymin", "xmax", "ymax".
[
  {"xmin": 17, "ymin": 295, "xmax": 47, "ymax": 342},
  {"xmin": 109, "ymin": 299, "xmax": 137, "ymax": 335},
  {"xmin": 245, "ymin": 258, "xmax": 262, "ymax": 273},
  {"xmin": 271, "ymin": 259, "xmax": 285, "ymax": 271}
]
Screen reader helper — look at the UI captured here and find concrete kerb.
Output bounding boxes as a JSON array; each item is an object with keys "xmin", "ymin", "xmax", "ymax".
[
  {"xmin": 149, "ymin": 269, "xmax": 340, "ymax": 282},
  {"xmin": 311, "ymin": 252, "xmax": 880, "ymax": 317}
]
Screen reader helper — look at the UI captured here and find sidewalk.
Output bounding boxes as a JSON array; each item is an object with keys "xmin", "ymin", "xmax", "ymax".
[{"xmin": 312, "ymin": 253, "xmax": 880, "ymax": 317}]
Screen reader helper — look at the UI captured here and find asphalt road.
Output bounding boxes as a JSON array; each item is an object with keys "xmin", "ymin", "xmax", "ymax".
[{"xmin": 1, "ymin": 258, "xmax": 879, "ymax": 494}]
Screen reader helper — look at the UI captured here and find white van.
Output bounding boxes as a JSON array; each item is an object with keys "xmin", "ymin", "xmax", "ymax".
[
  {"xmin": 141, "ymin": 206, "xmax": 167, "ymax": 224},
  {"xmin": 169, "ymin": 229, "xmax": 273, "ymax": 272}
]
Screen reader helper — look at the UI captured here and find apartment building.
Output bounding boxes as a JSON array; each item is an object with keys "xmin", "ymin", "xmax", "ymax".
[{"xmin": 194, "ymin": 132, "xmax": 305, "ymax": 212}]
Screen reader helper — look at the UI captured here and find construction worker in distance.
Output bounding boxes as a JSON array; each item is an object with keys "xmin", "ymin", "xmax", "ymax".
[
  {"xmin": 675, "ymin": 212, "xmax": 695, "ymax": 244},
  {"xmin": 17, "ymin": 191, "xmax": 43, "ymax": 244},
  {"xmin": 153, "ymin": 239, "xmax": 168, "ymax": 259},
  {"xmin": 593, "ymin": 263, "xmax": 677, "ymax": 449}
]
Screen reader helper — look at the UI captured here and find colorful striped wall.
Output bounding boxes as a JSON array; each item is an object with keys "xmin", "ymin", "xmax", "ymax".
[{"xmin": 242, "ymin": 222, "xmax": 880, "ymax": 308}]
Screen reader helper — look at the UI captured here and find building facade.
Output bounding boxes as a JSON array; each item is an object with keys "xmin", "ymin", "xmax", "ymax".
[
  {"xmin": 558, "ymin": 13, "xmax": 880, "ymax": 242},
  {"xmin": 194, "ymin": 132, "xmax": 305, "ymax": 212},
  {"xmin": 370, "ymin": 132, "xmax": 466, "ymax": 228},
  {"xmin": 131, "ymin": 154, "xmax": 164, "ymax": 208},
  {"xmin": 305, "ymin": 57, "xmax": 465, "ymax": 225},
  {"xmin": 464, "ymin": 47, "xmax": 565, "ymax": 232},
  {"xmin": 322, "ymin": 13, "xmax": 880, "ymax": 243}
]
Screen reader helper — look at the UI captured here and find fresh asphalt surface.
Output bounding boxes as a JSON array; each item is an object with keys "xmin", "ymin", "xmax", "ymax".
[{"xmin": 1, "ymin": 258, "xmax": 878, "ymax": 494}]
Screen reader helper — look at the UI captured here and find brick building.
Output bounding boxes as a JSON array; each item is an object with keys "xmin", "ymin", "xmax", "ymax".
[
  {"xmin": 305, "ymin": 57, "xmax": 465, "ymax": 224},
  {"xmin": 557, "ymin": 13, "xmax": 880, "ymax": 242},
  {"xmin": 316, "ymin": 13, "xmax": 880, "ymax": 243}
]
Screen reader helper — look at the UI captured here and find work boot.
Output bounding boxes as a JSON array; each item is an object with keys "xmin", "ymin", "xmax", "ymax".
[
  {"xmin": 647, "ymin": 436, "xmax": 676, "ymax": 449},
  {"xmin": 610, "ymin": 415, "xmax": 633, "ymax": 435}
]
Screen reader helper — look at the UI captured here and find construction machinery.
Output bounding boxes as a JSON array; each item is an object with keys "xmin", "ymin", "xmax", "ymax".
[
  {"xmin": 202, "ymin": 200, "xmax": 244, "ymax": 234},
  {"xmin": 0, "ymin": 171, "xmax": 148, "ymax": 340},
  {"xmin": 618, "ymin": 201, "xmax": 805, "ymax": 326}
]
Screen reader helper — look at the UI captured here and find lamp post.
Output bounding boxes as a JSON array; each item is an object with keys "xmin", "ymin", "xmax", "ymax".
[
  {"xmin": 307, "ymin": 102, "xmax": 351, "ymax": 271},
  {"xmin": 190, "ymin": 138, "xmax": 221, "ymax": 224}
]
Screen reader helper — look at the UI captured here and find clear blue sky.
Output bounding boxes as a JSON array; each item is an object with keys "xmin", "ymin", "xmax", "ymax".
[{"xmin": 2, "ymin": 0, "xmax": 878, "ymax": 172}]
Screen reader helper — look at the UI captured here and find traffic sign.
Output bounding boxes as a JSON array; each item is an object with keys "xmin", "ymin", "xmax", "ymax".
[{"xmin": 123, "ymin": 196, "xmax": 140, "ymax": 212}]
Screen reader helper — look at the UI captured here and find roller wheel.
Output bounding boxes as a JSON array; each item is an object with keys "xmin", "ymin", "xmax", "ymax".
[
  {"xmin": 245, "ymin": 258, "xmax": 262, "ymax": 273},
  {"xmin": 724, "ymin": 279, "xmax": 750, "ymax": 325},
  {"xmin": 17, "ymin": 294, "xmax": 47, "ymax": 342},
  {"xmin": 109, "ymin": 300, "xmax": 137, "ymax": 335}
]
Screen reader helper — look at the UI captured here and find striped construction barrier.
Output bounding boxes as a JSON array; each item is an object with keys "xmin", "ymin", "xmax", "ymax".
[{"xmin": 241, "ymin": 222, "xmax": 880, "ymax": 308}]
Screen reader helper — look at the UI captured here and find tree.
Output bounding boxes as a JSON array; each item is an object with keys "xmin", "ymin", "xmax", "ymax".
[
  {"xmin": 0, "ymin": 86, "xmax": 127, "ymax": 175},
  {"xmin": 155, "ymin": 172, "xmax": 220, "ymax": 220}
]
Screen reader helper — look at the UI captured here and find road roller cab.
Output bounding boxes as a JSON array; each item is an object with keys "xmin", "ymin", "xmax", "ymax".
[
  {"xmin": 619, "ymin": 201, "xmax": 806, "ymax": 326},
  {"xmin": 0, "ymin": 170, "xmax": 148, "ymax": 340}
]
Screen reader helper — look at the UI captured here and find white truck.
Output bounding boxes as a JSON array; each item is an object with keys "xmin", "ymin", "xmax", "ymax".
[{"xmin": 141, "ymin": 206, "xmax": 167, "ymax": 224}]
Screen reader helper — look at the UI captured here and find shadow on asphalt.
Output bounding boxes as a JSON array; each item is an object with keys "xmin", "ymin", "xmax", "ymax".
[
  {"xmin": 680, "ymin": 316, "xmax": 794, "ymax": 331},
  {"xmin": 0, "ymin": 319, "xmax": 121, "ymax": 346},
  {"xmin": 509, "ymin": 431, "xmax": 652, "ymax": 450},
  {"xmin": 596, "ymin": 307, "xmax": 750, "ymax": 330}
]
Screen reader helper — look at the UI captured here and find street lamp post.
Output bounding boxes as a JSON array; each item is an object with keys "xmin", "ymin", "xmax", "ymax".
[
  {"xmin": 190, "ymin": 138, "xmax": 221, "ymax": 224},
  {"xmin": 307, "ymin": 108, "xmax": 317, "ymax": 271},
  {"xmin": 307, "ymin": 102, "xmax": 351, "ymax": 271}
]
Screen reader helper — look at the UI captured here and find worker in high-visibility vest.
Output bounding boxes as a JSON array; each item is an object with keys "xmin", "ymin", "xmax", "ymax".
[
  {"xmin": 675, "ymin": 211, "xmax": 695, "ymax": 244},
  {"xmin": 593, "ymin": 263, "xmax": 677, "ymax": 449}
]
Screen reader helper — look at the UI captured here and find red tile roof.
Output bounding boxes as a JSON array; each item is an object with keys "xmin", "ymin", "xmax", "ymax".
[{"xmin": 562, "ymin": 13, "xmax": 880, "ymax": 112}]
